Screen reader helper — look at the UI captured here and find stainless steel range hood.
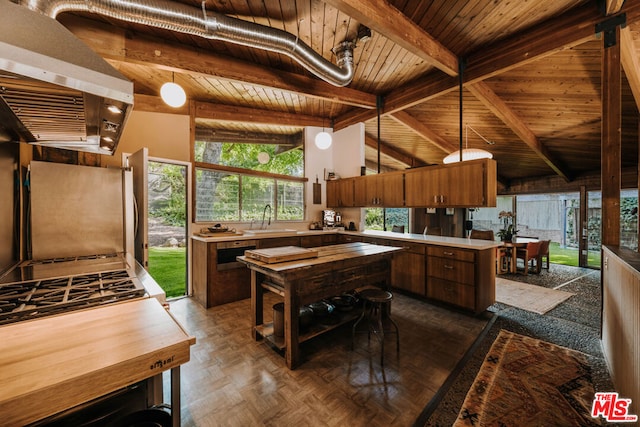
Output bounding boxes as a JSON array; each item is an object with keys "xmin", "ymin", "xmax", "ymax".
[{"xmin": 0, "ymin": 0, "xmax": 133, "ymax": 155}]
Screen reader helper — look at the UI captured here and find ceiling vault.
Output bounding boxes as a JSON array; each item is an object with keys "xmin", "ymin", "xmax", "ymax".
[{"xmin": 53, "ymin": 0, "xmax": 640, "ymax": 183}]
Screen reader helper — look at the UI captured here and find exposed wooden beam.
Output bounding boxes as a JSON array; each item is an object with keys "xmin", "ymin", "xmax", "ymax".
[
  {"xmin": 601, "ymin": 28, "xmax": 622, "ymax": 246},
  {"xmin": 604, "ymin": 0, "xmax": 625, "ymax": 15},
  {"xmin": 389, "ymin": 111, "xmax": 458, "ymax": 154},
  {"xmin": 324, "ymin": 0, "xmax": 459, "ymax": 76},
  {"xmin": 133, "ymin": 94, "xmax": 189, "ymax": 115},
  {"xmin": 194, "ymin": 102, "xmax": 322, "ymax": 128},
  {"xmin": 195, "ymin": 128, "xmax": 303, "ymax": 146},
  {"xmin": 364, "ymin": 134, "xmax": 427, "ymax": 169},
  {"xmin": 61, "ymin": 15, "xmax": 377, "ymax": 109},
  {"xmin": 620, "ymin": 27, "xmax": 640, "ymax": 111},
  {"xmin": 467, "ymin": 82, "xmax": 572, "ymax": 182}
]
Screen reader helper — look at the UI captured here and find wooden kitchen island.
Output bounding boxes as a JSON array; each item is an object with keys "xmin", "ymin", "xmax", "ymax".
[{"xmin": 237, "ymin": 242, "xmax": 402, "ymax": 369}]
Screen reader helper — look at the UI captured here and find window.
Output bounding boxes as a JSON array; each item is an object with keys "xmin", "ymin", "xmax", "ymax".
[
  {"xmin": 363, "ymin": 207, "xmax": 409, "ymax": 232},
  {"xmin": 194, "ymin": 134, "xmax": 305, "ymax": 223}
]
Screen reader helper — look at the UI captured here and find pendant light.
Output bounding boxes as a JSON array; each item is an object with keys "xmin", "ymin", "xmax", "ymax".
[
  {"xmin": 443, "ymin": 125, "xmax": 494, "ymax": 164},
  {"xmin": 161, "ymin": 72, "xmax": 186, "ymax": 108},
  {"xmin": 443, "ymin": 60, "xmax": 492, "ymax": 164},
  {"xmin": 315, "ymin": 99, "xmax": 332, "ymax": 149}
]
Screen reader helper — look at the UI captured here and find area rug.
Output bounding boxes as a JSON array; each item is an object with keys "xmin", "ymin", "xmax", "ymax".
[
  {"xmin": 453, "ymin": 330, "xmax": 600, "ymax": 426},
  {"xmin": 496, "ymin": 277, "xmax": 574, "ymax": 314}
]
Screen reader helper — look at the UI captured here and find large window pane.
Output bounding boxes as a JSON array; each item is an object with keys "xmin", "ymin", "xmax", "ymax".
[
  {"xmin": 277, "ymin": 181, "xmax": 304, "ymax": 220},
  {"xmin": 241, "ymin": 176, "xmax": 274, "ymax": 222},
  {"xmin": 195, "ymin": 169, "xmax": 239, "ymax": 222}
]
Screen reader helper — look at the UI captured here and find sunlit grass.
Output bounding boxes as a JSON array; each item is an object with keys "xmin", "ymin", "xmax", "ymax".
[
  {"xmin": 148, "ymin": 247, "xmax": 187, "ymax": 298},
  {"xmin": 549, "ymin": 242, "xmax": 600, "ymax": 267}
]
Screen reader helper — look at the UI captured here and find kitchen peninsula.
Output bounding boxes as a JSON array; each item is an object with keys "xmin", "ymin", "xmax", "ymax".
[{"xmin": 192, "ymin": 229, "xmax": 501, "ymax": 314}]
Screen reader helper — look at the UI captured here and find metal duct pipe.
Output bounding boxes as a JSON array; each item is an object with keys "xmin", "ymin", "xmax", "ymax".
[{"xmin": 17, "ymin": 0, "xmax": 355, "ymax": 87}]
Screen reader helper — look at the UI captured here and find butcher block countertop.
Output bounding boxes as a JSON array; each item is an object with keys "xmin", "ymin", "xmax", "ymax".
[{"xmin": 0, "ymin": 298, "xmax": 195, "ymax": 426}]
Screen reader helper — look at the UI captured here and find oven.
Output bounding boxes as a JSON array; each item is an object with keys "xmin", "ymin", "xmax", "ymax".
[{"xmin": 216, "ymin": 240, "xmax": 256, "ymax": 271}]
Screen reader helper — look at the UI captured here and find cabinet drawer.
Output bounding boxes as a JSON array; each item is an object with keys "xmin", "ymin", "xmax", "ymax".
[
  {"xmin": 427, "ymin": 246, "xmax": 475, "ymax": 262},
  {"xmin": 297, "ymin": 273, "xmax": 332, "ymax": 297},
  {"xmin": 427, "ymin": 278, "xmax": 475, "ymax": 310},
  {"xmin": 427, "ymin": 257, "xmax": 475, "ymax": 285}
]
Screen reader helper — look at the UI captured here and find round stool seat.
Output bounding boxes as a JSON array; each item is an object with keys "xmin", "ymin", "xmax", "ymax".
[{"xmin": 358, "ymin": 288, "xmax": 393, "ymax": 303}]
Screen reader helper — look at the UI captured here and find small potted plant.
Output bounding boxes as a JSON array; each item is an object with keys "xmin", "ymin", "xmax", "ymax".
[{"xmin": 497, "ymin": 211, "xmax": 518, "ymax": 242}]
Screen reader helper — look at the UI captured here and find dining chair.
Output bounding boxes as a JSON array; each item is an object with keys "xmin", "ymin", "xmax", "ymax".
[
  {"xmin": 391, "ymin": 225, "xmax": 405, "ymax": 233},
  {"xmin": 515, "ymin": 240, "xmax": 542, "ymax": 275},
  {"xmin": 469, "ymin": 229, "xmax": 494, "ymax": 241},
  {"xmin": 536, "ymin": 240, "xmax": 551, "ymax": 273}
]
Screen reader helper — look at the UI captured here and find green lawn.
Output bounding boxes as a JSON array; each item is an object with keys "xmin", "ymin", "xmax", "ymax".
[
  {"xmin": 148, "ymin": 247, "xmax": 187, "ymax": 298},
  {"xmin": 548, "ymin": 242, "xmax": 601, "ymax": 267}
]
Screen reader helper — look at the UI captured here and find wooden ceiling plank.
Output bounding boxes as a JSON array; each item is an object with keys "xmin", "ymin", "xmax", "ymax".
[
  {"xmin": 620, "ymin": 27, "xmax": 640, "ymax": 111},
  {"xmin": 389, "ymin": 110, "xmax": 459, "ymax": 154},
  {"xmin": 61, "ymin": 15, "xmax": 376, "ymax": 110},
  {"xmin": 465, "ymin": 1, "xmax": 640, "ymax": 83},
  {"xmin": 467, "ymin": 82, "xmax": 572, "ymax": 181},
  {"xmin": 324, "ymin": 0, "xmax": 459, "ymax": 76},
  {"xmin": 364, "ymin": 134, "xmax": 427, "ymax": 168}
]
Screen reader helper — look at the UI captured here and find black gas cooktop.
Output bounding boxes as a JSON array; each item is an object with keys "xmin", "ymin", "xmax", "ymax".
[{"xmin": 0, "ymin": 254, "xmax": 146, "ymax": 325}]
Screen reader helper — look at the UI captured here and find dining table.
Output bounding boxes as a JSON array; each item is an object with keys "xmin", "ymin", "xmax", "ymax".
[
  {"xmin": 237, "ymin": 242, "xmax": 403, "ymax": 369},
  {"xmin": 500, "ymin": 237, "xmax": 539, "ymax": 274}
]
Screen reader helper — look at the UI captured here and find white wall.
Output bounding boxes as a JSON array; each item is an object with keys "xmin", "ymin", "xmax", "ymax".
[{"xmin": 305, "ymin": 123, "xmax": 365, "ymax": 227}]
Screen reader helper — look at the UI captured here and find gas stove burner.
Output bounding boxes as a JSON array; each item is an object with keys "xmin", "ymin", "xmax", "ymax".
[{"xmin": 0, "ymin": 268, "xmax": 145, "ymax": 325}]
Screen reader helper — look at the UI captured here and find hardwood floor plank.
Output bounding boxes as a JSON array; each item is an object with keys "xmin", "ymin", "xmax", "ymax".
[{"xmin": 167, "ymin": 292, "xmax": 488, "ymax": 426}]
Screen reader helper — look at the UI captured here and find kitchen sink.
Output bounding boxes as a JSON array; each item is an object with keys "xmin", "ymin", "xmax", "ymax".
[{"xmin": 243, "ymin": 229, "xmax": 298, "ymax": 235}]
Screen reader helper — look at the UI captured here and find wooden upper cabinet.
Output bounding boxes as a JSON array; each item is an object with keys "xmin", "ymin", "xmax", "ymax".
[
  {"xmin": 326, "ymin": 178, "xmax": 354, "ymax": 207},
  {"xmin": 406, "ymin": 159, "xmax": 496, "ymax": 208},
  {"xmin": 354, "ymin": 171, "xmax": 404, "ymax": 207},
  {"xmin": 326, "ymin": 159, "xmax": 496, "ymax": 209}
]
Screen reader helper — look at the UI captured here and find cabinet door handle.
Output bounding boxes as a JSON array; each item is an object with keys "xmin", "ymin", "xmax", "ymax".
[
  {"xmin": 443, "ymin": 251, "xmax": 454, "ymax": 256},
  {"xmin": 444, "ymin": 265, "xmax": 454, "ymax": 270}
]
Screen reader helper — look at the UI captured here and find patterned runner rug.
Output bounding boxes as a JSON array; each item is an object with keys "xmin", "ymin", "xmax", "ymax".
[
  {"xmin": 495, "ymin": 277, "xmax": 574, "ymax": 314},
  {"xmin": 453, "ymin": 330, "xmax": 601, "ymax": 426}
]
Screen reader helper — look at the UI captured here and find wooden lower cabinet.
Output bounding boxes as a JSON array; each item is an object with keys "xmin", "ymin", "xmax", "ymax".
[
  {"xmin": 426, "ymin": 246, "xmax": 495, "ymax": 313},
  {"xmin": 257, "ymin": 236, "xmax": 301, "ymax": 249},
  {"xmin": 192, "ymin": 239, "xmax": 253, "ymax": 308}
]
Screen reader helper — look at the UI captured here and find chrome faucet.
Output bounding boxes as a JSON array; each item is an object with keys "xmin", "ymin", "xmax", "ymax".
[{"xmin": 261, "ymin": 204, "xmax": 272, "ymax": 229}]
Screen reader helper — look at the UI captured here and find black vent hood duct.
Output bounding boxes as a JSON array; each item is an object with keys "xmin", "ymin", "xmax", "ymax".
[{"xmin": 0, "ymin": 0, "xmax": 133, "ymax": 155}]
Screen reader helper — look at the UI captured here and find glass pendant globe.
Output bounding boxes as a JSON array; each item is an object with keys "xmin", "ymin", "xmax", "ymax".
[
  {"xmin": 160, "ymin": 82, "xmax": 186, "ymax": 108},
  {"xmin": 315, "ymin": 131, "xmax": 332, "ymax": 150}
]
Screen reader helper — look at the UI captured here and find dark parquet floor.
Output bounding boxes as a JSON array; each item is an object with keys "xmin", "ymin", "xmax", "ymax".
[{"xmin": 166, "ymin": 291, "xmax": 490, "ymax": 426}]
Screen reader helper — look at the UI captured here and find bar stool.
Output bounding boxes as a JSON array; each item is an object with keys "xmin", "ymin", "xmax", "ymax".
[{"xmin": 351, "ymin": 288, "xmax": 400, "ymax": 365}]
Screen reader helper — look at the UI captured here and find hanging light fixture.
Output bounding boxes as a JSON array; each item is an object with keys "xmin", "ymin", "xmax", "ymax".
[
  {"xmin": 443, "ymin": 125, "xmax": 494, "ymax": 164},
  {"xmin": 443, "ymin": 60, "xmax": 492, "ymax": 164},
  {"xmin": 161, "ymin": 72, "xmax": 186, "ymax": 108},
  {"xmin": 315, "ymin": 99, "xmax": 332, "ymax": 149}
]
